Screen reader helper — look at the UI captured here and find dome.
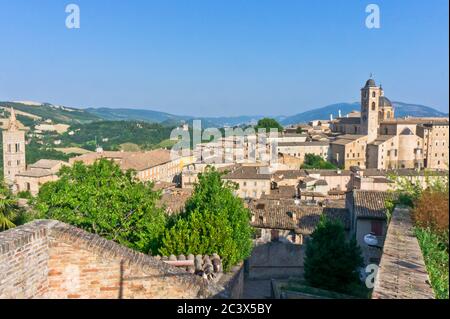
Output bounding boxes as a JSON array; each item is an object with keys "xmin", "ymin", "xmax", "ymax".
[
  {"xmin": 365, "ymin": 78, "xmax": 376, "ymax": 87},
  {"xmin": 379, "ymin": 96, "xmax": 392, "ymax": 107},
  {"xmin": 400, "ymin": 127, "xmax": 414, "ymax": 135}
]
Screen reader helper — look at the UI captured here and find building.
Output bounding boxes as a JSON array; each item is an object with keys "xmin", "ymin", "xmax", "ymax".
[
  {"xmin": 69, "ymin": 149, "xmax": 193, "ymax": 184},
  {"xmin": 417, "ymin": 121, "xmax": 449, "ymax": 169},
  {"xmin": 15, "ymin": 160, "xmax": 69, "ymax": 196},
  {"xmin": 329, "ymin": 135, "xmax": 368, "ymax": 169},
  {"xmin": 347, "ymin": 190, "xmax": 393, "ymax": 265},
  {"xmin": 222, "ymin": 166, "xmax": 272, "ymax": 199},
  {"xmin": 276, "ymin": 141, "xmax": 330, "ymax": 165},
  {"xmin": 2, "ymin": 108, "xmax": 26, "ymax": 189}
]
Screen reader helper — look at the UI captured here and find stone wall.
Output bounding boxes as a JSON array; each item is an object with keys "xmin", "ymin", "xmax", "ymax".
[
  {"xmin": 247, "ymin": 242, "xmax": 304, "ymax": 279},
  {"xmin": 372, "ymin": 207, "xmax": 435, "ymax": 299},
  {"xmin": 0, "ymin": 220, "xmax": 235, "ymax": 299}
]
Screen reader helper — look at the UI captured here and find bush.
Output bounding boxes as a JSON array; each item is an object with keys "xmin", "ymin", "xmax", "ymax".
[
  {"xmin": 159, "ymin": 167, "xmax": 253, "ymax": 271},
  {"xmin": 301, "ymin": 153, "xmax": 337, "ymax": 170},
  {"xmin": 413, "ymin": 190, "xmax": 449, "ymax": 234},
  {"xmin": 304, "ymin": 216, "xmax": 364, "ymax": 294},
  {"xmin": 35, "ymin": 159, "xmax": 167, "ymax": 254},
  {"xmin": 415, "ymin": 228, "xmax": 449, "ymax": 299}
]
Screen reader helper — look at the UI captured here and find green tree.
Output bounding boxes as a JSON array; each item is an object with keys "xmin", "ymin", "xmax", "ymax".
[
  {"xmin": 304, "ymin": 216, "xmax": 363, "ymax": 293},
  {"xmin": 0, "ymin": 183, "xmax": 18, "ymax": 231},
  {"xmin": 296, "ymin": 127, "xmax": 304, "ymax": 134},
  {"xmin": 159, "ymin": 167, "xmax": 253, "ymax": 271},
  {"xmin": 301, "ymin": 153, "xmax": 338, "ymax": 169},
  {"xmin": 254, "ymin": 118, "xmax": 283, "ymax": 133},
  {"xmin": 34, "ymin": 159, "xmax": 167, "ymax": 254}
]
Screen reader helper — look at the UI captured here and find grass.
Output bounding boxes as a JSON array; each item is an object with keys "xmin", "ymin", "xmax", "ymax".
[{"xmin": 415, "ymin": 227, "xmax": 449, "ymax": 299}]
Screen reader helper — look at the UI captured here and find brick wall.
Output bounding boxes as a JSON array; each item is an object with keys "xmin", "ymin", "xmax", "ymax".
[
  {"xmin": 372, "ymin": 207, "xmax": 435, "ymax": 299},
  {"xmin": 0, "ymin": 220, "xmax": 232, "ymax": 299}
]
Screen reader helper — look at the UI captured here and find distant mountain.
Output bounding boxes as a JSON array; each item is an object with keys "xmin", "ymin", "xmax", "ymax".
[
  {"xmin": 1, "ymin": 100, "xmax": 446, "ymax": 128},
  {"xmin": 280, "ymin": 101, "xmax": 448, "ymax": 125}
]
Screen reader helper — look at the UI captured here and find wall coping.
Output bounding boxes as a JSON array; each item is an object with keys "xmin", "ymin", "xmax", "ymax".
[
  {"xmin": 0, "ymin": 220, "xmax": 228, "ymax": 298},
  {"xmin": 372, "ymin": 207, "xmax": 435, "ymax": 299}
]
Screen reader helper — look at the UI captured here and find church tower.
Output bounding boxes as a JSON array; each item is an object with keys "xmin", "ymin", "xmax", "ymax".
[
  {"xmin": 2, "ymin": 108, "xmax": 26, "ymax": 187},
  {"xmin": 360, "ymin": 77, "xmax": 383, "ymax": 143}
]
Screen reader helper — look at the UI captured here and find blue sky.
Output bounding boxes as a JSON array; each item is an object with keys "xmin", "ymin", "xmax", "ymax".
[{"xmin": 0, "ymin": 0, "xmax": 448, "ymax": 116}]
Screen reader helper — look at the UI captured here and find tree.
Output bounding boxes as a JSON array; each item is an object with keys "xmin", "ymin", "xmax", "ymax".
[
  {"xmin": 159, "ymin": 167, "xmax": 254, "ymax": 271},
  {"xmin": 34, "ymin": 159, "xmax": 167, "ymax": 254},
  {"xmin": 0, "ymin": 183, "xmax": 18, "ymax": 231},
  {"xmin": 296, "ymin": 127, "xmax": 304, "ymax": 134},
  {"xmin": 254, "ymin": 118, "xmax": 283, "ymax": 133},
  {"xmin": 304, "ymin": 216, "xmax": 363, "ymax": 293},
  {"xmin": 301, "ymin": 153, "xmax": 337, "ymax": 169}
]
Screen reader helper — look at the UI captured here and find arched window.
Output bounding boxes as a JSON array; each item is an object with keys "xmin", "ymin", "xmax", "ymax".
[
  {"xmin": 372, "ymin": 102, "xmax": 376, "ymax": 110},
  {"xmin": 372, "ymin": 92, "xmax": 376, "ymax": 98},
  {"xmin": 386, "ymin": 111, "xmax": 390, "ymax": 119}
]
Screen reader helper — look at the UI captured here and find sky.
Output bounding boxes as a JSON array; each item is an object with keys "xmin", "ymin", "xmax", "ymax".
[{"xmin": 0, "ymin": 0, "xmax": 448, "ymax": 117}]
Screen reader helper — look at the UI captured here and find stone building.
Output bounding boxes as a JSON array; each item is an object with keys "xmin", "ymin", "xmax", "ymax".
[
  {"xmin": 70, "ymin": 149, "xmax": 193, "ymax": 184},
  {"xmin": 276, "ymin": 141, "xmax": 330, "ymax": 165},
  {"xmin": 417, "ymin": 121, "xmax": 449, "ymax": 169},
  {"xmin": 2, "ymin": 108, "xmax": 26, "ymax": 189},
  {"xmin": 15, "ymin": 159, "xmax": 69, "ymax": 196},
  {"xmin": 222, "ymin": 166, "xmax": 272, "ymax": 199},
  {"xmin": 329, "ymin": 135, "xmax": 368, "ymax": 169}
]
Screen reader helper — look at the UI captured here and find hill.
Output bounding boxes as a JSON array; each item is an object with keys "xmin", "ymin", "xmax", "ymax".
[
  {"xmin": 0, "ymin": 101, "xmax": 101, "ymax": 124},
  {"xmin": 280, "ymin": 101, "xmax": 448, "ymax": 125}
]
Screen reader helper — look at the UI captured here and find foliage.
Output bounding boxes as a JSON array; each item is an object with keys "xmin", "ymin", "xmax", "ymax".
[
  {"xmin": 0, "ymin": 182, "xmax": 18, "ymax": 230},
  {"xmin": 25, "ymin": 141, "xmax": 74, "ymax": 165},
  {"xmin": 386, "ymin": 172, "xmax": 449, "ymax": 299},
  {"xmin": 254, "ymin": 118, "xmax": 283, "ymax": 133},
  {"xmin": 301, "ymin": 153, "xmax": 338, "ymax": 169},
  {"xmin": 296, "ymin": 127, "xmax": 304, "ymax": 134},
  {"xmin": 159, "ymin": 167, "xmax": 254, "ymax": 271},
  {"xmin": 413, "ymin": 190, "xmax": 449, "ymax": 234},
  {"xmin": 415, "ymin": 227, "xmax": 449, "ymax": 299},
  {"xmin": 304, "ymin": 216, "xmax": 364, "ymax": 294},
  {"xmin": 34, "ymin": 159, "xmax": 167, "ymax": 254},
  {"xmin": 59, "ymin": 120, "xmax": 175, "ymax": 151},
  {"xmin": 17, "ymin": 191, "xmax": 32, "ymax": 200}
]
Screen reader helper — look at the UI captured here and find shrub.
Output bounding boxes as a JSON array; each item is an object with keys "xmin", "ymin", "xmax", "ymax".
[
  {"xmin": 413, "ymin": 190, "xmax": 449, "ymax": 235},
  {"xmin": 304, "ymin": 216, "xmax": 364, "ymax": 294},
  {"xmin": 159, "ymin": 167, "xmax": 253, "ymax": 271},
  {"xmin": 35, "ymin": 159, "xmax": 167, "ymax": 254}
]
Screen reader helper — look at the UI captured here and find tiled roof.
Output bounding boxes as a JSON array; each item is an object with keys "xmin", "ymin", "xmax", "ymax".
[
  {"xmin": 28, "ymin": 159, "xmax": 66, "ymax": 170},
  {"xmin": 260, "ymin": 185, "xmax": 297, "ymax": 200},
  {"xmin": 222, "ymin": 166, "xmax": 271, "ymax": 180},
  {"xmin": 353, "ymin": 190, "xmax": 394, "ymax": 220},
  {"xmin": 278, "ymin": 141, "xmax": 329, "ymax": 147},
  {"xmin": 70, "ymin": 149, "xmax": 174, "ymax": 171},
  {"xmin": 249, "ymin": 199, "xmax": 350, "ymax": 235},
  {"xmin": 272, "ymin": 170, "xmax": 308, "ymax": 180},
  {"xmin": 305, "ymin": 169, "xmax": 352, "ymax": 176},
  {"xmin": 158, "ymin": 188, "xmax": 193, "ymax": 214},
  {"xmin": 16, "ymin": 168, "xmax": 55, "ymax": 178}
]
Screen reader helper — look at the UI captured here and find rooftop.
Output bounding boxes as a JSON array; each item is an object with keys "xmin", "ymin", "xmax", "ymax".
[{"xmin": 352, "ymin": 190, "xmax": 394, "ymax": 219}]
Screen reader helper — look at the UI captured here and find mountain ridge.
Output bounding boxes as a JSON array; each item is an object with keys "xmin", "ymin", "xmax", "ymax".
[{"xmin": 1, "ymin": 100, "xmax": 447, "ymax": 128}]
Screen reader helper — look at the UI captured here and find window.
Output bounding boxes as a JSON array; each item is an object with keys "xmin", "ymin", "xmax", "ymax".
[
  {"xmin": 371, "ymin": 221, "xmax": 384, "ymax": 236},
  {"xmin": 243, "ymin": 181, "xmax": 247, "ymax": 186},
  {"xmin": 7, "ymin": 144, "xmax": 11, "ymax": 153},
  {"xmin": 271, "ymin": 230, "xmax": 279, "ymax": 242},
  {"xmin": 395, "ymin": 150, "xmax": 398, "ymax": 157},
  {"xmin": 372, "ymin": 92, "xmax": 376, "ymax": 98},
  {"xmin": 17, "ymin": 160, "xmax": 20, "ymax": 165},
  {"xmin": 15, "ymin": 143, "xmax": 20, "ymax": 152},
  {"xmin": 372, "ymin": 102, "xmax": 376, "ymax": 110},
  {"xmin": 26, "ymin": 183, "xmax": 31, "ymax": 191},
  {"xmin": 387, "ymin": 150, "xmax": 390, "ymax": 156}
]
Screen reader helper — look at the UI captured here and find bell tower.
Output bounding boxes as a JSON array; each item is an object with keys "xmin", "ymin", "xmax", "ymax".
[
  {"xmin": 2, "ymin": 107, "xmax": 26, "ymax": 188},
  {"xmin": 360, "ymin": 77, "xmax": 382, "ymax": 143}
]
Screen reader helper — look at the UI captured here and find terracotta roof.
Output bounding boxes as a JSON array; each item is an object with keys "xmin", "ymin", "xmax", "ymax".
[
  {"xmin": 28, "ymin": 159, "xmax": 66, "ymax": 170},
  {"xmin": 158, "ymin": 188, "xmax": 193, "ymax": 214},
  {"xmin": 278, "ymin": 141, "xmax": 329, "ymax": 147},
  {"xmin": 353, "ymin": 190, "xmax": 394, "ymax": 220},
  {"xmin": 16, "ymin": 168, "xmax": 55, "ymax": 178},
  {"xmin": 260, "ymin": 185, "xmax": 297, "ymax": 200},
  {"xmin": 272, "ymin": 170, "xmax": 308, "ymax": 180},
  {"xmin": 249, "ymin": 199, "xmax": 350, "ymax": 234},
  {"xmin": 222, "ymin": 166, "xmax": 271, "ymax": 180},
  {"xmin": 305, "ymin": 169, "xmax": 352, "ymax": 176},
  {"xmin": 334, "ymin": 117, "xmax": 361, "ymax": 125},
  {"xmin": 70, "ymin": 149, "xmax": 173, "ymax": 171}
]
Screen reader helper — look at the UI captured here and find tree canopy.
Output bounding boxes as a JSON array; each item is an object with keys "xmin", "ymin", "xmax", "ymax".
[
  {"xmin": 158, "ymin": 167, "xmax": 254, "ymax": 271},
  {"xmin": 301, "ymin": 153, "xmax": 338, "ymax": 170},
  {"xmin": 304, "ymin": 216, "xmax": 363, "ymax": 293},
  {"xmin": 254, "ymin": 118, "xmax": 283, "ymax": 133},
  {"xmin": 34, "ymin": 159, "xmax": 167, "ymax": 254}
]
